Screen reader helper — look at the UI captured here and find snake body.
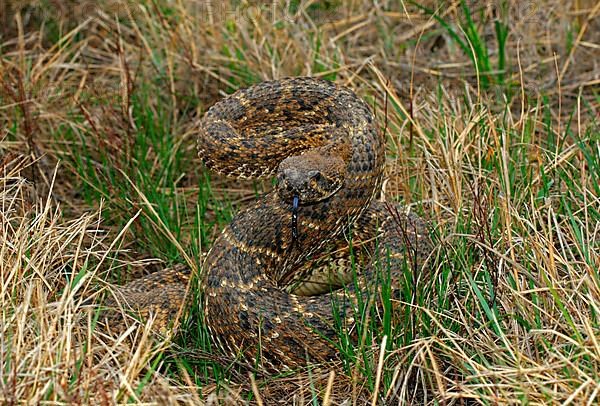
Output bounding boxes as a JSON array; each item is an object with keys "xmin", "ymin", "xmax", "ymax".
[
  {"xmin": 107, "ymin": 77, "xmax": 430, "ymax": 371},
  {"xmin": 198, "ymin": 77, "xmax": 430, "ymax": 369}
]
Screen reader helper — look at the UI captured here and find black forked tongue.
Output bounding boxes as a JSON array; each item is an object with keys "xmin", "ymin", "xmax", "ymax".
[{"xmin": 291, "ymin": 194, "xmax": 299, "ymax": 241}]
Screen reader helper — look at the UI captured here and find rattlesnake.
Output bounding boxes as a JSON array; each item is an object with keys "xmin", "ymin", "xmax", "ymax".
[{"xmin": 106, "ymin": 77, "xmax": 431, "ymax": 371}]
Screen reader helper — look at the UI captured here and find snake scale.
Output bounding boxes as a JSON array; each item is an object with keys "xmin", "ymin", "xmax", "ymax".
[{"xmin": 106, "ymin": 77, "xmax": 431, "ymax": 371}]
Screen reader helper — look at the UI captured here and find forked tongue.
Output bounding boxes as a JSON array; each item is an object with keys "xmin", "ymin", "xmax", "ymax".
[{"xmin": 291, "ymin": 194, "xmax": 299, "ymax": 241}]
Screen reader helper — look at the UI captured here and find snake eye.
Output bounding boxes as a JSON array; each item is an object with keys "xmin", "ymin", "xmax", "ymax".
[{"xmin": 308, "ymin": 170, "xmax": 322, "ymax": 181}]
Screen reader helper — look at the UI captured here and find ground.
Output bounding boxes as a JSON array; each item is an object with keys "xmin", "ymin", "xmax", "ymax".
[{"xmin": 1, "ymin": 0, "xmax": 599, "ymax": 404}]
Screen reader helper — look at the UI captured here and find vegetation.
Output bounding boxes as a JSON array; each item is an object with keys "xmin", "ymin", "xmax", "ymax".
[{"xmin": 1, "ymin": 0, "xmax": 598, "ymax": 404}]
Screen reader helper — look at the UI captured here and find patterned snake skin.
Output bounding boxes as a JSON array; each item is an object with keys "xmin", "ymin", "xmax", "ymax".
[{"xmin": 106, "ymin": 77, "xmax": 431, "ymax": 371}]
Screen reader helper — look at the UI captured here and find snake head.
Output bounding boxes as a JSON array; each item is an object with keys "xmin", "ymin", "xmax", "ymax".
[{"xmin": 276, "ymin": 151, "xmax": 346, "ymax": 204}]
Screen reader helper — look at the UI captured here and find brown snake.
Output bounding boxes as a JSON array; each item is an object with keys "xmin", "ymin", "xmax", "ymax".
[{"xmin": 106, "ymin": 77, "xmax": 431, "ymax": 371}]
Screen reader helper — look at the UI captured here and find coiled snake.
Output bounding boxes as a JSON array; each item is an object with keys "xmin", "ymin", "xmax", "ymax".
[{"xmin": 107, "ymin": 77, "xmax": 431, "ymax": 371}]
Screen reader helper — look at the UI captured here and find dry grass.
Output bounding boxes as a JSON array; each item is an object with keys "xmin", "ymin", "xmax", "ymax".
[
  {"xmin": 1, "ymin": 0, "xmax": 599, "ymax": 404},
  {"xmin": 0, "ymin": 159, "xmax": 195, "ymax": 403}
]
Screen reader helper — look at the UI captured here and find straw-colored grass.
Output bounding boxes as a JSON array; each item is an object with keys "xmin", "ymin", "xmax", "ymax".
[{"xmin": 1, "ymin": 0, "xmax": 598, "ymax": 404}]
